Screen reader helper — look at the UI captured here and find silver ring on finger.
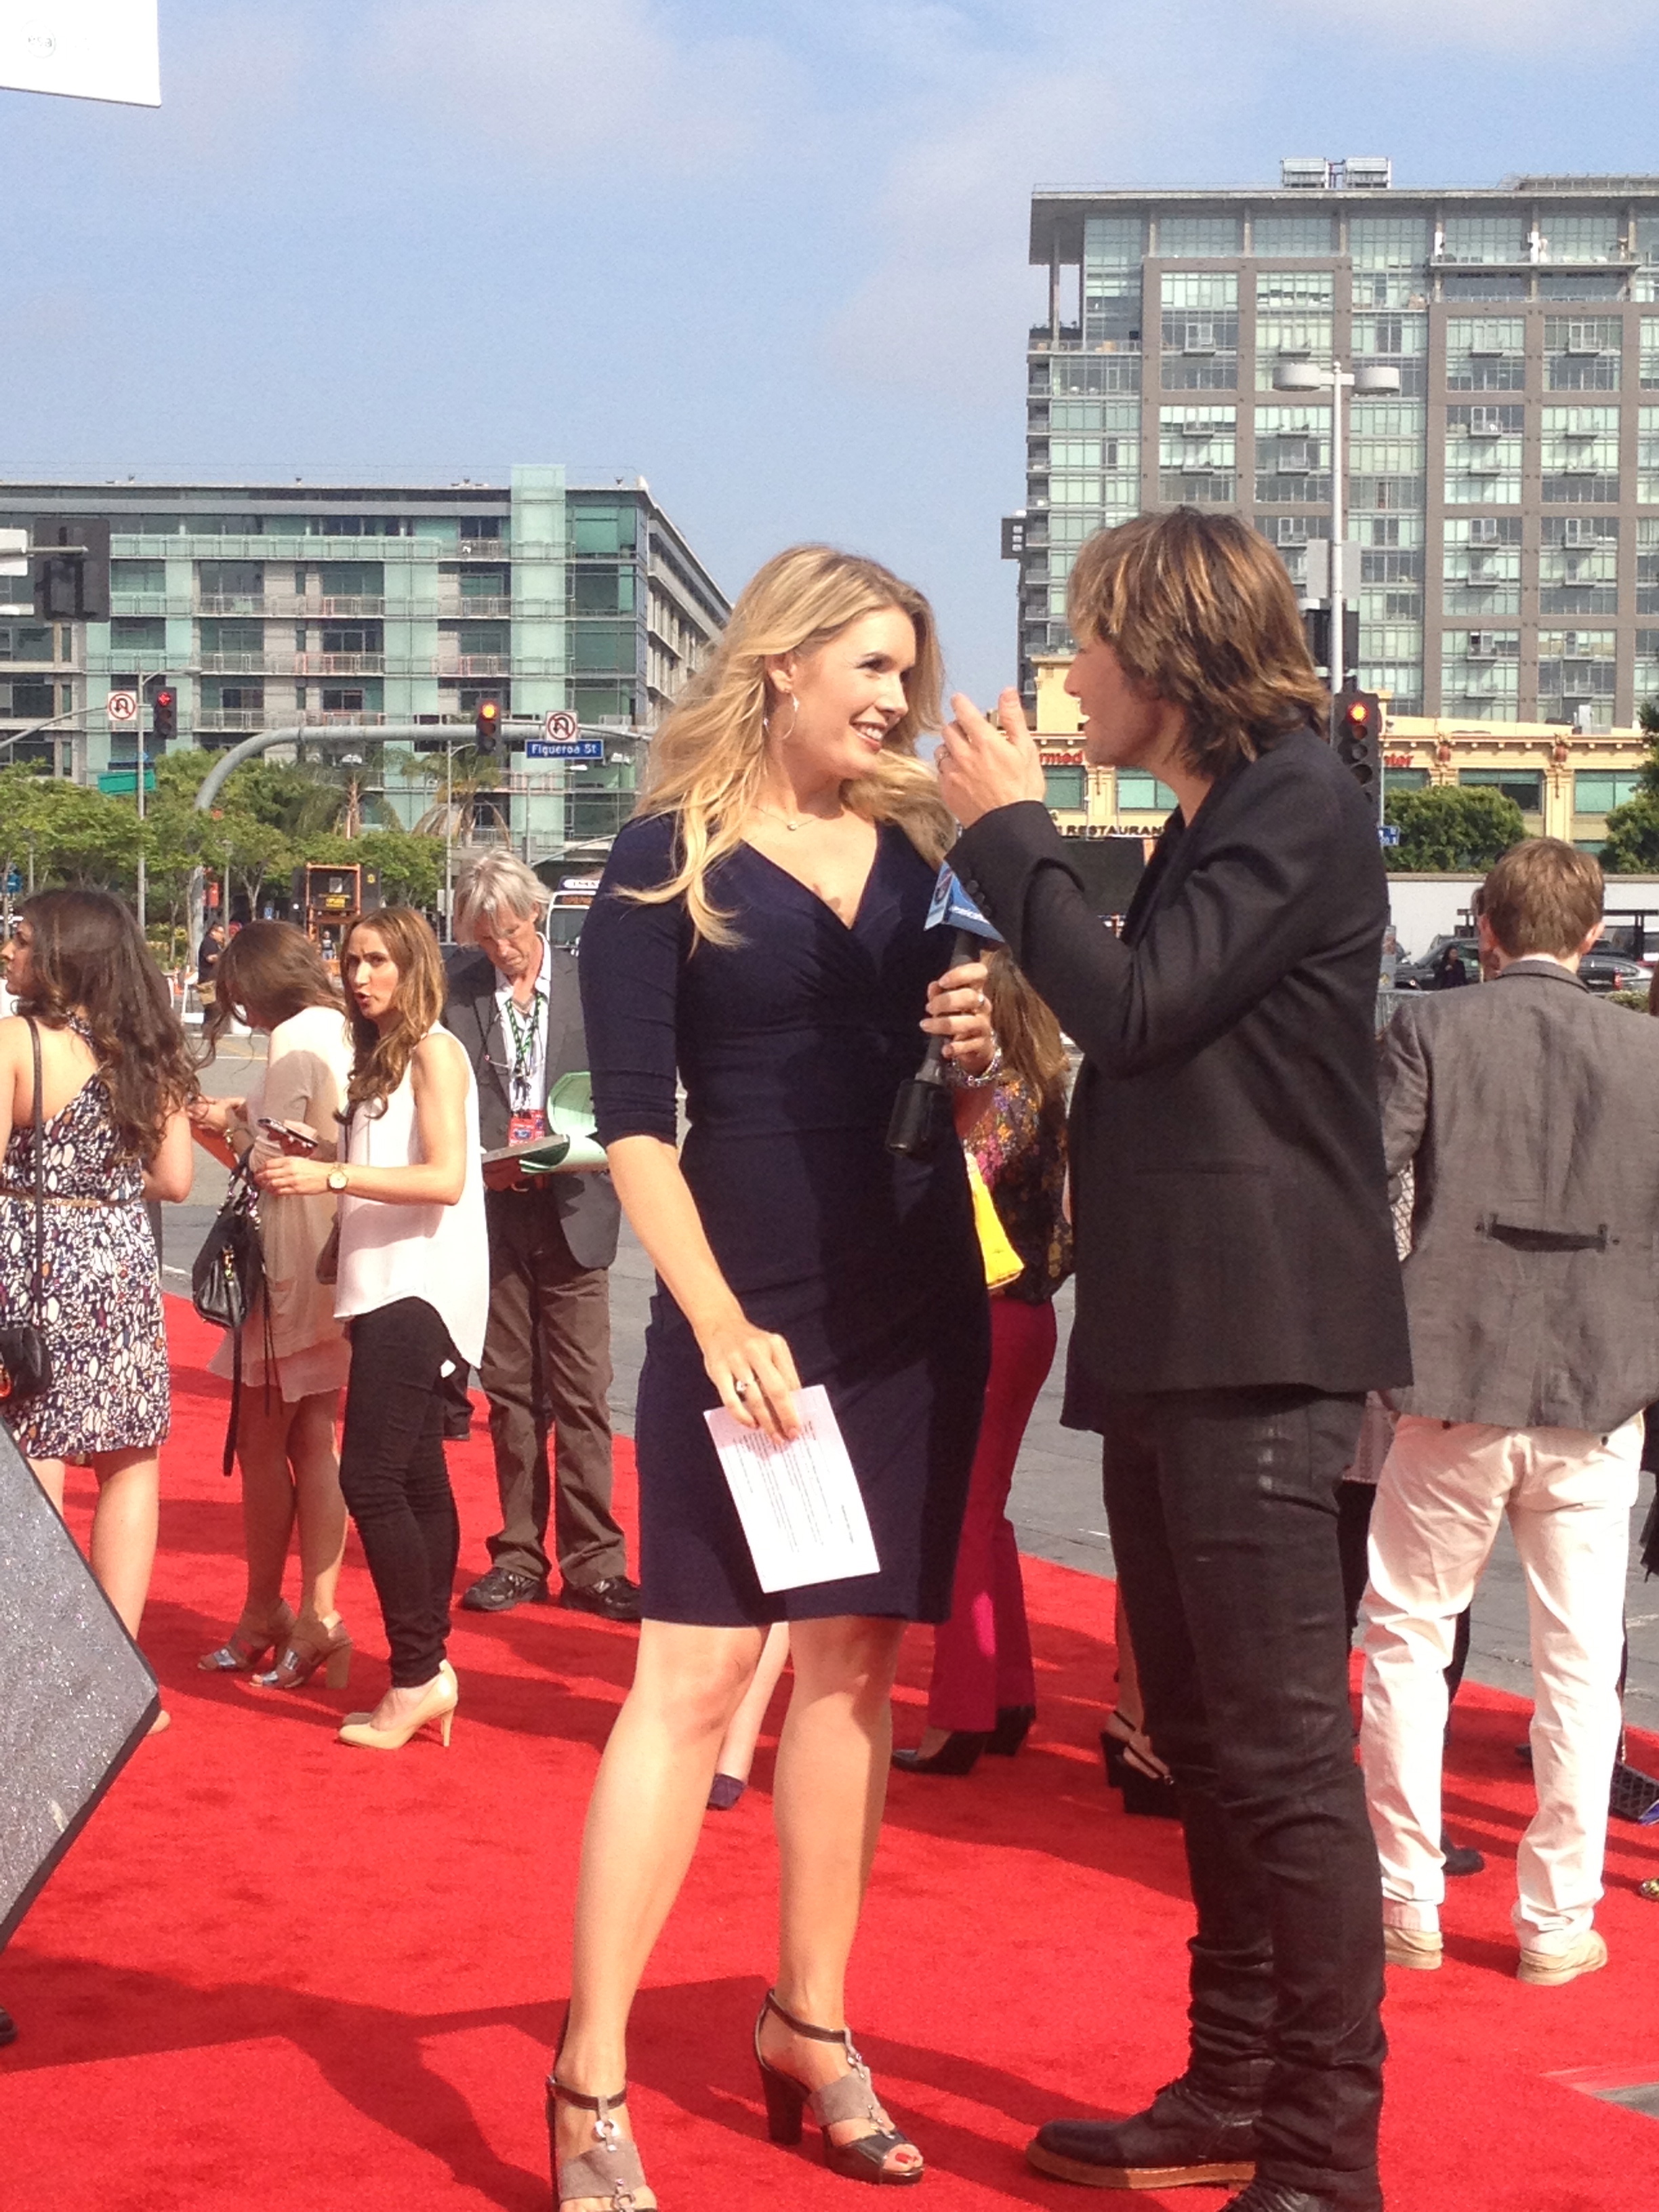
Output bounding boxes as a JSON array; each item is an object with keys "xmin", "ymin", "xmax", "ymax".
[{"xmin": 733, "ymin": 1378, "xmax": 750, "ymax": 1400}]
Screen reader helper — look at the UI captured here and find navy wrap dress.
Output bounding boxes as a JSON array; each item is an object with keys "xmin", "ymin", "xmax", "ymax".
[{"xmin": 580, "ymin": 812, "xmax": 989, "ymax": 1626}]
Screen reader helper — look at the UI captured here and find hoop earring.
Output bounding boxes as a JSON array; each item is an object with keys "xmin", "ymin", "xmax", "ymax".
[{"xmin": 763, "ymin": 695, "xmax": 799, "ymax": 743}]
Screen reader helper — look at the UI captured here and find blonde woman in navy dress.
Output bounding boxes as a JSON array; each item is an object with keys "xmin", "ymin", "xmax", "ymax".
[{"xmin": 548, "ymin": 547, "xmax": 995, "ymax": 2207}]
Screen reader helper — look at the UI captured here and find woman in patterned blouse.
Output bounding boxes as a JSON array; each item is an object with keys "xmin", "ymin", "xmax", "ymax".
[{"xmin": 893, "ymin": 948, "xmax": 1073, "ymax": 1774}]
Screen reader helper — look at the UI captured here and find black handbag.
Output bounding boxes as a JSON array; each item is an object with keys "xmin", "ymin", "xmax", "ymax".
[
  {"xmin": 190, "ymin": 1158, "xmax": 268, "ymax": 1476},
  {"xmin": 0, "ymin": 1020, "xmax": 54, "ymax": 1410}
]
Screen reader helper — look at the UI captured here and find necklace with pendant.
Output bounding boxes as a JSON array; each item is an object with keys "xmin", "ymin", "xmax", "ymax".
[{"xmin": 755, "ymin": 804, "xmax": 838, "ymax": 834}]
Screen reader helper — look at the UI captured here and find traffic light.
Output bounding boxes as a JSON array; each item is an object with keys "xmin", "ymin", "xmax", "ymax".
[
  {"xmin": 1332, "ymin": 688, "xmax": 1382, "ymax": 800},
  {"xmin": 151, "ymin": 684, "xmax": 177, "ymax": 742},
  {"xmin": 474, "ymin": 699, "xmax": 501, "ymax": 756}
]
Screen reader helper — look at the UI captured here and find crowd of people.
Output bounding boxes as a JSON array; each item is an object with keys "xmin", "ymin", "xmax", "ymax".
[{"xmin": 0, "ymin": 508, "xmax": 1652, "ymax": 2210}]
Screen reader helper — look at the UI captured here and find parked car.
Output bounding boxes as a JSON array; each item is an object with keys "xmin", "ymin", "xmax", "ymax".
[
  {"xmin": 1578, "ymin": 949, "xmax": 1653, "ymax": 996},
  {"xmin": 1393, "ymin": 935, "xmax": 1481, "ymax": 991}
]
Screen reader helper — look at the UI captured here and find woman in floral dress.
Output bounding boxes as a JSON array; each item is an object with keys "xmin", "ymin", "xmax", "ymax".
[{"xmin": 0, "ymin": 891, "xmax": 194, "ymax": 1689}]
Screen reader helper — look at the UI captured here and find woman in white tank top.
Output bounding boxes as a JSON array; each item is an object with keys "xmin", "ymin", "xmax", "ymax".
[{"xmin": 260, "ymin": 905, "xmax": 487, "ymax": 1751}]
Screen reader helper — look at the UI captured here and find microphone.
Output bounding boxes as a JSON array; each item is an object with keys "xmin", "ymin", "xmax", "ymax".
[{"xmin": 887, "ymin": 865, "xmax": 1002, "ymax": 1160}]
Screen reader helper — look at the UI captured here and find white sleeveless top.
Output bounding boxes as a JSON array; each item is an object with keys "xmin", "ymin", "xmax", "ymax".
[{"xmin": 333, "ymin": 1029, "xmax": 489, "ymax": 1370}]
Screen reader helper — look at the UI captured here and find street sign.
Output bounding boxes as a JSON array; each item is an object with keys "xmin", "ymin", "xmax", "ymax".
[
  {"xmin": 526, "ymin": 739, "xmax": 605, "ymax": 761},
  {"xmin": 1379, "ymin": 824, "xmax": 1401, "ymax": 848},
  {"xmin": 105, "ymin": 690, "xmax": 138, "ymax": 724},
  {"xmin": 543, "ymin": 708, "xmax": 579, "ymax": 742},
  {"xmin": 97, "ymin": 767, "xmax": 156, "ymax": 796}
]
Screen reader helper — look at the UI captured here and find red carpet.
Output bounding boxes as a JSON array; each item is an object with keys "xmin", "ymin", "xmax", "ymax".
[{"xmin": 1, "ymin": 1299, "xmax": 1656, "ymax": 2210}]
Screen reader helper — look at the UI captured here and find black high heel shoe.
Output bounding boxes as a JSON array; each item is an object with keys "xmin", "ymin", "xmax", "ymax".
[
  {"xmin": 987, "ymin": 1704, "xmax": 1036, "ymax": 1757},
  {"xmin": 754, "ymin": 1988, "xmax": 923, "ymax": 2187},
  {"xmin": 890, "ymin": 1729, "xmax": 988, "ymax": 1776},
  {"xmin": 1101, "ymin": 1712, "xmax": 1179, "ymax": 1820}
]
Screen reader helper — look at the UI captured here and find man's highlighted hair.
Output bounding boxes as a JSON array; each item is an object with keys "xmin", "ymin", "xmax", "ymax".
[{"xmin": 1067, "ymin": 508, "xmax": 1327, "ymax": 779}]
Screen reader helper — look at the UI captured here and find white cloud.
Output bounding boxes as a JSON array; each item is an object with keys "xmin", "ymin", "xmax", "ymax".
[{"xmin": 1262, "ymin": 0, "xmax": 1650, "ymax": 47}]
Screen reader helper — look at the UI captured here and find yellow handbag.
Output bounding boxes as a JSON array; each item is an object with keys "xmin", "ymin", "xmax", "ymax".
[{"xmin": 965, "ymin": 1152, "xmax": 1023, "ymax": 1291}]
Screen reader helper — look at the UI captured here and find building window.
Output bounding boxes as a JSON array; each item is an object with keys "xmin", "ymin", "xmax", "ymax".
[
  {"xmin": 1083, "ymin": 216, "xmax": 1144, "ymax": 356},
  {"xmin": 1155, "ymin": 215, "xmax": 1238, "ymax": 258},
  {"xmin": 1252, "ymin": 403, "xmax": 1331, "ymax": 504},
  {"xmin": 1252, "ymin": 213, "xmax": 1334, "ymax": 256},
  {"xmin": 1541, "ymin": 405, "xmax": 1620, "ymax": 502},
  {"xmin": 1385, "ymin": 766, "xmax": 1429, "ymax": 792},
  {"xmin": 1158, "ymin": 405, "xmax": 1236, "ymax": 504},
  {"xmin": 1351, "ymin": 310, "xmax": 1428, "ymax": 394},
  {"xmin": 1537, "ymin": 629, "xmax": 1618, "ymax": 726},
  {"xmin": 1441, "ymin": 630, "xmax": 1520, "ymax": 718},
  {"xmin": 1445, "ymin": 404, "xmax": 1525, "ymax": 504},
  {"xmin": 1044, "ymin": 766, "xmax": 1086, "ymax": 810},
  {"xmin": 1639, "ymin": 519, "xmax": 1659, "ymax": 613},
  {"xmin": 1445, "ymin": 316, "xmax": 1527, "ymax": 390},
  {"xmin": 1349, "ymin": 217, "xmax": 1431, "ymax": 308},
  {"xmin": 1574, "ymin": 771, "xmax": 1641, "ymax": 814},
  {"xmin": 1441, "ymin": 216, "xmax": 1526, "ymax": 265},
  {"xmin": 1641, "ymin": 407, "xmax": 1659, "ymax": 505},
  {"xmin": 110, "ymin": 558, "xmax": 166, "ymax": 596},
  {"xmin": 1540, "ymin": 515, "xmax": 1618, "ymax": 615},
  {"xmin": 1544, "ymin": 315, "xmax": 1621, "ymax": 390},
  {"xmin": 1050, "ymin": 354, "xmax": 1141, "ymax": 399},
  {"xmin": 1539, "ymin": 211, "xmax": 1621, "ymax": 263},
  {"xmin": 1637, "ymin": 628, "xmax": 1659, "ymax": 705},
  {"xmin": 1160, "ymin": 271, "xmax": 1237, "ymax": 388},
  {"xmin": 0, "ymin": 624, "xmax": 54, "ymax": 663},
  {"xmin": 1117, "ymin": 771, "xmax": 1177, "ymax": 811},
  {"xmin": 1459, "ymin": 766, "xmax": 1542, "ymax": 811},
  {"xmin": 571, "ymin": 506, "xmax": 636, "ymax": 556},
  {"xmin": 1442, "ymin": 514, "xmax": 1521, "ymax": 615},
  {"xmin": 110, "ymin": 617, "xmax": 167, "ymax": 656}
]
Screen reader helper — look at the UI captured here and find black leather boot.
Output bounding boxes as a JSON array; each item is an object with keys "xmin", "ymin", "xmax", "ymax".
[{"xmin": 1027, "ymin": 2072, "xmax": 1263, "ymax": 2190}]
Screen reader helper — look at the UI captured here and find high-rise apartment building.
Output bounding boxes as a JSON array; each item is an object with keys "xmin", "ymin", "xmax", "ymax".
[
  {"xmin": 0, "ymin": 465, "xmax": 727, "ymax": 859},
  {"xmin": 1017, "ymin": 165, "xmax": 1659, "ymax": 735}
]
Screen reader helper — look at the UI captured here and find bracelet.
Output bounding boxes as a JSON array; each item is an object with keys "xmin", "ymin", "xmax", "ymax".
[{"xmin": 947, "ymin": 1044, "xmax": 1003, "ymax": 1091}]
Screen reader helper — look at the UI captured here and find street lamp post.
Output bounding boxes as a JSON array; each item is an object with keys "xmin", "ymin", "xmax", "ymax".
[{"xmin": 1271, "ymin": 356, "xmax": 1401, "ymax": 716}]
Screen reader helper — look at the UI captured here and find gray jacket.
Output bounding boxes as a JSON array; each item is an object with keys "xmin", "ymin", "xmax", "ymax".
[
  {"xmin": 1380, "ymin": 958, "xmax": 1659, "ymax": 1433},
  {"xmin": 442, "ymin": 941, "xmax": 621, "ymax": 1274}
]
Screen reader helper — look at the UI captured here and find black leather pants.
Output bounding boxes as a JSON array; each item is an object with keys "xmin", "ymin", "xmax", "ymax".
[{"xmin": 1100, "ymin": 1386, "xmax": 1385, "ymax": 2212}]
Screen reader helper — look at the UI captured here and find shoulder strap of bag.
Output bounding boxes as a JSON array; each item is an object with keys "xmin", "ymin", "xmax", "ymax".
[{"xmin": 26, "ymin": 1018, "xmax": 45, "ymax": 1322}]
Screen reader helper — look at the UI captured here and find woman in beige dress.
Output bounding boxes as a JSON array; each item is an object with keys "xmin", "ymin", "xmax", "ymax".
[{"xmin": 189, "ymin": 922, "xmax": 356, "ymax": 1690}]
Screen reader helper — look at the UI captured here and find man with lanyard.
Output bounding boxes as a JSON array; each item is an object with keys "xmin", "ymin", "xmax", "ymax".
[{"xmin": 443, "ymin": 850, "xmax": 638, "ymax": 1621}]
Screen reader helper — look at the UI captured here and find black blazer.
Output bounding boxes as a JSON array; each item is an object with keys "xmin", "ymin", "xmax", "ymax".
[
  {"xmin": 954, "ymin": 729, "xmax": 1412, "ymax": 1405},
  {"xmin": 442, "ymin": 941, "xmax": 621, "ymax": 1273}
]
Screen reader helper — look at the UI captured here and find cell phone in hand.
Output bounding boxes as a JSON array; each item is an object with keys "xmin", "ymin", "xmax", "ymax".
[{"xmin": 258, "ymin": 1118, "xmax": 318, "ymax": 1154}]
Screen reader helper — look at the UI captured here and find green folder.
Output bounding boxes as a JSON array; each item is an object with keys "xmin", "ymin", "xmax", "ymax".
[{"xmin": 520, "ymin": 1071, "xmax": 608, "ymax": 1176}]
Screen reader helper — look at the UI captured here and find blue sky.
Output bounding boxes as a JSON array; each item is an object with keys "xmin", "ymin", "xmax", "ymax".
[{"xmin": 7, "ymin": 0, "xmax": 1659, "ymax": 701}]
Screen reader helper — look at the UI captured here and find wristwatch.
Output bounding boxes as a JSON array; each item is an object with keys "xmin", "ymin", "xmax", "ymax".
[{"xmin": 327, "ymin": 1166, "xmax": 349, "ymax": 1193}]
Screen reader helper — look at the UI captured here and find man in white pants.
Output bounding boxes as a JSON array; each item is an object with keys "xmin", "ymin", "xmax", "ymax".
[{"xmin": 1362, "ymin": 838, "xmax": 1659, "ymax": 1986}]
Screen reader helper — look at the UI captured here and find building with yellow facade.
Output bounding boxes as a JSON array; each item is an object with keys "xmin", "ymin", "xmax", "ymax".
[{"xmin": 1031, "ymin": 651, "xmax": 1652, "ymax": 851}]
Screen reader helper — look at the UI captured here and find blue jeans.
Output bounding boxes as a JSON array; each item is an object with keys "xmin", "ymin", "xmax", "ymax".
[{"xmin": 1100, "ymin": 1385, "xmax": 1385, "ymax": 2212}]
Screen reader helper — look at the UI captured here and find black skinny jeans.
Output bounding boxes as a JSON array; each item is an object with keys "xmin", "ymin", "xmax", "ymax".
[
  {"xmin": 338, "ymin": 1298, "xmax": 461, "ymax": 1688},
  {"xmin": 1101, "ymin": 1386, "xmax": 1385, "ymax": 2212}
]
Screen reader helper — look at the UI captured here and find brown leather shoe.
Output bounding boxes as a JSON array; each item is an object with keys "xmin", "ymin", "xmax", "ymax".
[{"xmin": 1027, "ymin": 2074, "xmax": 1259, "ymax": 2190}]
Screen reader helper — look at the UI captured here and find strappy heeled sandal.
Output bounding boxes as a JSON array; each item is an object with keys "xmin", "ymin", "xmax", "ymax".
[
  {"xmin": 198, "ymin": 1601, "xmax": 295, "ymax": 1674},
  {"xmin": 547, "ymin": 2070, "xmax": 653, "ymax": 2210},
  {"xmin": 754, "ymin": 1987, "xmax": 924, "ymax": 2188}
]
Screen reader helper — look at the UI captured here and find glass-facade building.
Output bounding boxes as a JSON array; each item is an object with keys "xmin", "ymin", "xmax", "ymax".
[
  {"xmin": 1019, "ymin": 168, "xmax": 1659, "ymax": 731},
  {"xmin": 0, "ymin": 464, "xmax": 728, "ymax": 859}
]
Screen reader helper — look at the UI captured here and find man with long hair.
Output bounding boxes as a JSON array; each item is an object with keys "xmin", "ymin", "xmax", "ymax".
[{"xmin": 939, "ymin": 510, "xmax": 1410, "ymax": 2212}]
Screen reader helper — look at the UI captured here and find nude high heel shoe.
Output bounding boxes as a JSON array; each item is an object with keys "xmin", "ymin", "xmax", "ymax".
[{"xmin": 337, "ymin": 1668, "xmax": 457, "ymax": 1750}]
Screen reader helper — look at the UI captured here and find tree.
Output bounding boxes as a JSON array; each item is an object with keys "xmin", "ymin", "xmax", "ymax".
[
  {"xmin": 352, "ymin": 828, "xmax": 443, "ymax": 909},
  {"xmin": 1385, "ymin": 785, "xmax": 1525, "ymax": 872},
  {"xmin": 1601, "ymin": 701, "xmax": 1659, "ymax": 872}
]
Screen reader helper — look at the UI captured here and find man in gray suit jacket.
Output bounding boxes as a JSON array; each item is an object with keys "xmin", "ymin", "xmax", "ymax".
[
  {"xmin": 1362, "ymin": 838, "xmax": 1659, "ymax": 1988},
  {"xmin": 443, "ymin": 852, "xmax": 638, "ymax": 1621}
]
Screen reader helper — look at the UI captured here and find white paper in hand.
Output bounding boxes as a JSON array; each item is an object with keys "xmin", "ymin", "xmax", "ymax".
[{"xmin": 703, "ymin": 1385, "xmax": 880, "ymax": 1594}]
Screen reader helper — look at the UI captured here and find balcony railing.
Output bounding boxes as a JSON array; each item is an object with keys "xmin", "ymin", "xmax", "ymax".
[
  {"xmin": 195, "ymin": 709, "xmax": 268, "ymax": 733},
  {"xmin": 433, "ymin": 654, "xmax": 511, "ymax": 677},
  {"xmin": 300, "ymin": 652, "xmax": 385, "ymax": 676},
  {"xmin": 197, "ymin": 594, "xmax": 387, "ymax": 618},
  {"xmin": 437, "ymin": 596, "xmax": 514, "ymax": 619}
]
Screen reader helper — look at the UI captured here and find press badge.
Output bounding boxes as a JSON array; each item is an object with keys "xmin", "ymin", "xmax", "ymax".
[{"xmin": 508, "ymin": 1110, "xmax": 548, "ymax": 1145}]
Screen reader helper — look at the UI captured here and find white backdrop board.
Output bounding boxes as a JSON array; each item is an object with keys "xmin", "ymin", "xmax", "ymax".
[
  {"xmin": 0, "ymin": 0, "xmax": 160, "ymax": 107},
  {"xmin": 0, "ymin": 1413, "xmax": 158, "ymax": 1950}
]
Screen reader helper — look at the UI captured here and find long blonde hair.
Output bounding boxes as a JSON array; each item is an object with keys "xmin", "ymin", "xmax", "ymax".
[
  {"xmin": 985, "ymin": 948, "xmax": 1069, "ymax": 1108},
  {"xmin": 340, "ymin": 907, "xmax": 446, "ymax": 1118},
  {"xmin": 629, "ymin": 544, "xmax": 954, "ymax": 943}
]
